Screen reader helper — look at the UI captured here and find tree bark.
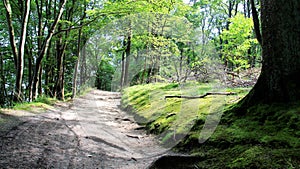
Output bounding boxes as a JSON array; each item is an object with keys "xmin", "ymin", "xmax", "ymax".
[{"xmin": 239, "ymin": 0, "xmax": 300, "ymax": 107}]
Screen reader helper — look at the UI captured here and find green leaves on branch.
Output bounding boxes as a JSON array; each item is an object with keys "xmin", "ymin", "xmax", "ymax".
[{"xmin": 87, "ymin": 0, "xmax": 191, "ymax": 19}]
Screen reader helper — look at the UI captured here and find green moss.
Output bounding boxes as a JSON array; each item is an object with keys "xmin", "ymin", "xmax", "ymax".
[
  {"xmin": 178, "ymin": 103, "xmax": 300, "ymax": 168},
  {"xmin": 122, "ymin": 82, "xmax": 250, "ymax": 145},
  {"xmin": 122, "ymin": 82, "xmax": 300, "ymax": 168}
]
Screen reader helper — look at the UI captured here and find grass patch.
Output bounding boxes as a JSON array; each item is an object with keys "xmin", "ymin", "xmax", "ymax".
[{"xmin": 12, "ymin": 96, "xmax": 57, "ymax": 113}]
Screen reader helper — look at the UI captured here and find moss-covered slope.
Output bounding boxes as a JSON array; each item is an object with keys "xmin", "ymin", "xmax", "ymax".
[{"xmin": 122, "ymin": 82, "xmax": 300, "ymax": 168}]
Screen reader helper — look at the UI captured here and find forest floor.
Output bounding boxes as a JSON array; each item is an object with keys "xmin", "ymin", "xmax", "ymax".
[{"xmin": 0, "ymin": 90, "xmax": 172, "ymax": 169}]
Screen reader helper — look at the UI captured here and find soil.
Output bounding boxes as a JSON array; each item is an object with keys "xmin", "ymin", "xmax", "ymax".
[{"xmin": 0, "ymin": 90, "xmax": 172, "ymax": 169}]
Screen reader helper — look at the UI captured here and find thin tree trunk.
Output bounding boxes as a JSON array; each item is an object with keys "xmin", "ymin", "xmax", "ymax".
[
  {"xmin": 25, "ymin": 40, "xmax": 33, "ymax": 101},
  {"xmin": 124, "ymin": 34, "xmax": 132, "ymax": 87},
  {"xmin": 55, "ymin": 32, "xmax": 67, "ymax": 100},
  {"xmin": 38, "ymin": 64, "xmax": 42, "ymax": 96},
  {"xmin": 72, "ymin": 0, "xmax": 86, "ymax": 98},
  {"xmin": 79, "ymin": 47, "xmax": 86, "ymax": 88},
  {"xmin": 120, "ymin": 48, "xmax": 126, "ymax": 88},
  {"xmin": 72, "ymin": 28, "xmax": 82, "ymax": 98},
  {"xmin": 0, "ymin": 52, "xmax": 6, "ymax": 105},
  {"xmin": 250, "ymin": 0, "xmax": 262, "ymax": 45},
  {"xmin": 2, "ymin": 0, "xmax": 18, "ymax": 69},
  {"xmin": 15, "ymin": 0, "xmax": 30, "ymax": 101}
]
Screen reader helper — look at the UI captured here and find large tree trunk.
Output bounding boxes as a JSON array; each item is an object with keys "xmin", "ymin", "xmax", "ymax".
[{"xmin": 239, "ymin": 0, "xmax": 300, "ymax": 107}]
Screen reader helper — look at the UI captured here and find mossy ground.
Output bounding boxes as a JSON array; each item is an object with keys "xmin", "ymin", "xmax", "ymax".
[{"xmin": 122, "ymin": 82, "xmax": 300, "ymax": 168}]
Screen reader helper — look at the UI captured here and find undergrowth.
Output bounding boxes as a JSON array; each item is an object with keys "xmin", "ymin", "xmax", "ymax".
[
  {"xmin": 122, "ymin": 82, "xmax": 300, "ymax": 168},
  {"xmin": 12, "ymin": 96, "xmax": 57, "ymax": 113}
]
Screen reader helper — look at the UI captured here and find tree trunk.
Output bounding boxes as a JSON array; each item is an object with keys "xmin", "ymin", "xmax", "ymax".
[
  {"xmin": 25, "ymin": 41, "xmax": 33, "ymax": 101},
  {"xmin": 239, "ymin": 0, "xmax": 300, "ymax": 107},
  {"xmin": 0, "ymin": 52, "xmax": 6, "ymax": 105},
  {"xmin": 120, "ymin": 39, "xmax": 126, "ymax": 89},
  {"xmin": 72, "ymin": 28, "xmax": 82, "ymax": 98},
  {"xmin": 38, "ymin": 64, "xmax": 43, "ymax": 96},
  {"xmin": 72, "ymin": 0, "xmax": 86, "ymax": 98},
  {"xmin": 124, "ymin": 35, "xmax": 132, "ymax": 87},
  {"xmin": 79, "ymin": 47, "xmax": 86, "ymax": 88},
  {"xmin": 14, "ymin": 0, "xmax": 30, "ymax": 102},
  {"xmin": 3, "ymin": 0, "xmax": 18, "ymax": 69},
  {"xmin": 3, "ymin": 0, "xmax": 31, "ymax": 102},
  {"xmin": 250, "ymin": 0, "xmax": 262, "ymax": 45},
  {"xmin": 54, "ymin": 32, "xmax": 66, "ymax": 100}
]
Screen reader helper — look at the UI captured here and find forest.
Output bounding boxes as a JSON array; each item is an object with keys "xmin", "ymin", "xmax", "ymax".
[
  {"xmin": 1, "ymin": 0, "xmax": 300, "ymax": 168},
  {"xmin": 0, "ymin": 0, "xmax": 262, "ymax": 106}
]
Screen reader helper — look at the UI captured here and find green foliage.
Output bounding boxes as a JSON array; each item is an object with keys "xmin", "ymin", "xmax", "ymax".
[
  {"xmin": 95, "ymin": 58, "xmax": 115, "ymax": 91},
  {"xmin": 34, "ymin": 96, "xmax": 57, "ymax": 105},
  {"xmin": 220, "ymin": 13, "xmax": 259, "ymax": 72}
]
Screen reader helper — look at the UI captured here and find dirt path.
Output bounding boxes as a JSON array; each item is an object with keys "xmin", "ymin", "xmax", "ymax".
[{"xmin": 0, "ymin": 90, "xmax": 169, "ymax": 169}]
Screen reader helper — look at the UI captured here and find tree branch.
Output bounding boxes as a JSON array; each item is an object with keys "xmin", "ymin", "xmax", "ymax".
[{"xmin": 165, "ymin": 92, "xmax": 236, "ymax": 99}]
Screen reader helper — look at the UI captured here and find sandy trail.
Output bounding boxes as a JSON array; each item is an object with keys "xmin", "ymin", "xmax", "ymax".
[{"xmin": 0, "ymin": 90, "xmax": 169, "ymax": 169}]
